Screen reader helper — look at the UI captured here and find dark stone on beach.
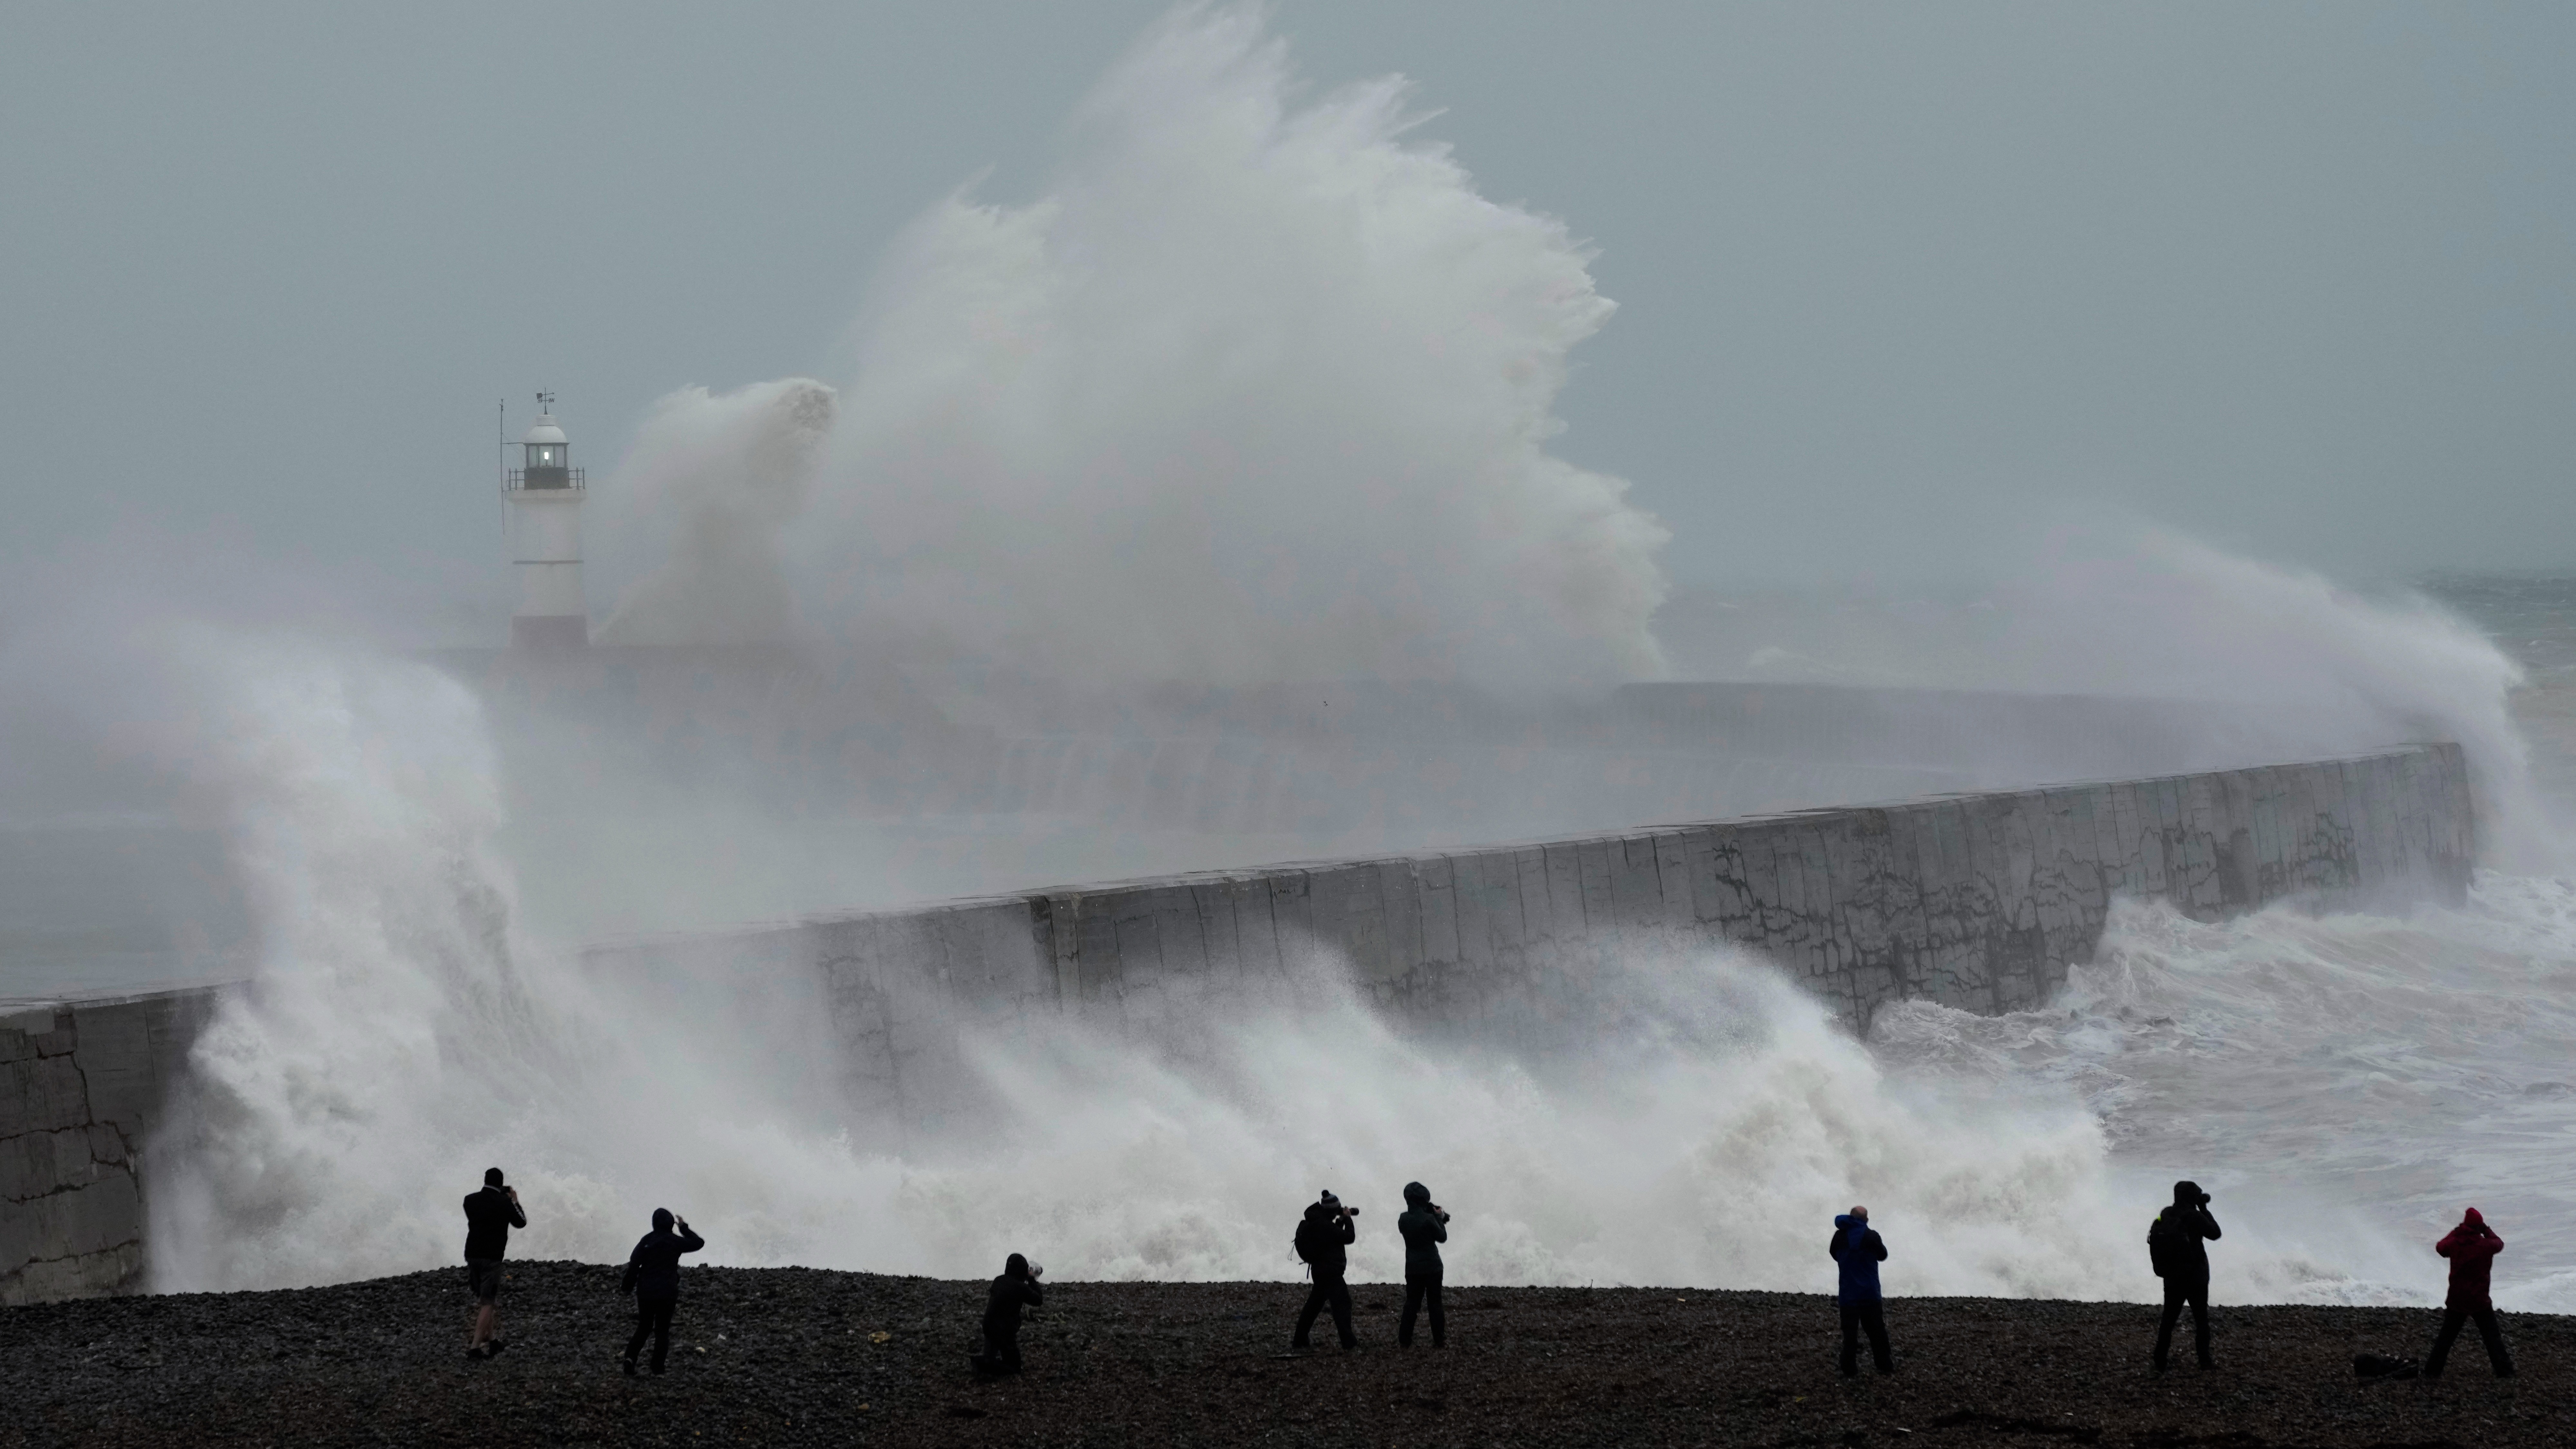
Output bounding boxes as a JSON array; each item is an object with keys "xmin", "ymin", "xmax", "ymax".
[{"xmin": 1, "ymin": 1263, "xmax": 2569, "ymax": 1446}]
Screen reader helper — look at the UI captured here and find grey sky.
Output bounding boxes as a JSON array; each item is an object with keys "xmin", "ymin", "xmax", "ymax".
[{"xmin": 6, "ymin": 1, "xmax": 2572, "ymax": 635}]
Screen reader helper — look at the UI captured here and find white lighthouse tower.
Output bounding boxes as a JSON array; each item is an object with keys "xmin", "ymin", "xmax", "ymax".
[{"xmin": 505, "ymin": 392, "xmax": 587, "ymax": 648}]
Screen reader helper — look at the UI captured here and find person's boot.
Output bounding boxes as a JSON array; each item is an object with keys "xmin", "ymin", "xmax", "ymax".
[{"xmin": 622, "ymin": 1357, "xmax": 638, "ymax": 1378}]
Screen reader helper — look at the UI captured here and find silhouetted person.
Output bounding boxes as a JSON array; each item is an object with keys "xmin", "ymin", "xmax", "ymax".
[
  {"xmin": 1292, "ymin": 1191, "xmax": 1360, "ymax": 1350},
  {"xmin": 971, "ymin": 1253, "xmax": 1045, "ymax": 1374},
  {"xmin": 2425, "ymin": 1207, "xmax": 2514, "ymax": 1379},
  {"xmin": 2149, "ymin": 1180, "xmax": 2221, "ymax": 1371},
  {"xmin": 1830, "ymin": 1205, "xmax": 1892, "ymax": 1375},
  {"xmin": 462, "ymin": 1167, "xmax": 525, "ymax": 1360},
  {"xmin": 620, "ymin": 1208, "xmax": 704, "ymax": 1377},
  {"xmin": 1397, "ymin": 1181, "xmax": 1449, "ymax": 1349}
]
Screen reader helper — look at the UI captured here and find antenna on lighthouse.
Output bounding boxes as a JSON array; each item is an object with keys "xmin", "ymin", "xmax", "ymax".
[{"xmin": 502, "ymin": 391, "xmax": 588, "ymax": 649}]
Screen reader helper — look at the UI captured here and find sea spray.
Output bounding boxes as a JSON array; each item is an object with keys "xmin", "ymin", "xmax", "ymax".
[
  {"xmin": 99, "ymin": 627, "xmax": 2573, "ymax": 1310},
  {"xmin": 595, "ymin": 4, "xmax": 1670, "ymax": 690},
  {"xmin": 128, "ymin": 633, "xmax": 2164, "ymax": 1295},
  {"xmin": 1875, "ymin": 882, "xmax": 2576, "ymax": 1309}
]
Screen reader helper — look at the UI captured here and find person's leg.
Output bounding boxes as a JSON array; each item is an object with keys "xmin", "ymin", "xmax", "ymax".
[
  {"xmin": 1863, "ymin": 1302, "xmax": 1892, "ymax": 1373},
  {"xmin": 467, "ymin": 1261, "xmax": 503, "ymax": 1352},
  {"xmin": 1328, "ymin": 1278, "xmax": 1356, "ymax": 1349},
  {"xmin": 1426, "ymin": 1274, "xmax": 1445, "ymax": 1348},
  {"xmin": 2188, "ymin": 1282, "xmax": 2212, "ymax": 1367},
  {"xmin": 2153, "ymin": 1284, "xmax": 2181, "ymax": 1369},
  {"xmin": 648, "ymin": 1299, "xmax": 675, "ymax": 1374},
  {"xmin": 1400, "ymin": 1278, "xmax": 1424, "ymax": 1348},
  {"xmin": 2472, "ymin": 1308, "xmax": 2514, "ymax": 1376},
  {"xmin": 624, "ymin": 1300, "xmax": 653, "ymax": 1367},
  {"xmin": 1840, "ymin": 1303, "xmax": 1861, "ymax": 1376},
  {"xmin": 997, "ymin": 1326, "xmax": 1023, "ymax": 1374},
  {"xmin": 1294, "ymin": 1281, "xmax": 1328, "ymax": 1348},
  {"xmin": 2425, "ymin": 1306, "xmax": 2466, "ymax": 1376}
]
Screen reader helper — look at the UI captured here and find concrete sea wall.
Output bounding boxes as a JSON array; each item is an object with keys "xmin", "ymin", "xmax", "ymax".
[
  {"xmin": 590, "ymin": 744, "xmax": 2475, "ymax": 1130},
  {"xmin": 0, "ymin": 990, "xmax": 215, "ymax": 1305}
]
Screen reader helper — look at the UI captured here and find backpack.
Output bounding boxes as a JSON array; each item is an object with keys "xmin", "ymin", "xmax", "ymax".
[
  {"xmin": 1292, "ymin": 1217, "xmax": 1320, "ymax": 1265},
  {"xmin": 2147, "ymin": 1210, "xmax": 2179, "ymax": 1279}
]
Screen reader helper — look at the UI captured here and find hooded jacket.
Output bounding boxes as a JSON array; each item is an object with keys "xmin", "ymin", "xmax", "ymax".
[
  {"xmin": 2436, "ymin": 1209, "xmax": 2504, "ymax": 1311},
  {"xmin": 2148, "ymin": 1183, "xmax": 2222, "ymax": 1283},
  {"xmin": 626, "ymin": 1210, "xmax": 706, "ymax": 1299},
  {"xmin": 1397, "ymin": 1182, "xmax": 1448, "ymax": 1277},
  {"xmin": 1294, "ymin": 1202, "xmax": 1356, "ymax": 1277},
  {"xmin": 984, "ymin": 1254, "xmax": 1044, "ymax": 1330},
  {"xmin": 1829, "ymin": 1214, "xmax": 1886, "ymax": 1305}
]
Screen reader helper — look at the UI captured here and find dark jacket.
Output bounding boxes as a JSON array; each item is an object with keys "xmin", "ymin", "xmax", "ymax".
[
  {"xmin": 1294, "ymin": 1204, "xmax": 1356, "ymax": 1277},
  {"xmin": 2148, "ymin": 1203, "xmax": 2222, "ymax": 1283},
  {"xmin": 1398, "ymin": 1183, "xmax": 1447, "ymax": 1277},
  {"xmin": 626, "ymin": 1221, "xmax": 706, "ymax": 1300},
  {"xmin": 462, "ymin": 1186, "xmax": 525, "ymax": 1262},
  {"xmin": 1829, "ymin": 1215, "xmax": 1886, "ymax": 1305},
  {"xmin": 984, "ymin": 1270, "xmax": 1044, "ymax": 1331},
  {"xmin": 2436, "ymin": 1210, "xmax": 2504, "ymax": 1311},
  {"xmin": 1398, "ymin": 1208, "xmax": 1447, "ymax": 1276}
]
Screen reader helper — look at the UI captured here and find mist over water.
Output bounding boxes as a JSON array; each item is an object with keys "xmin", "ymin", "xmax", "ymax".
[{"xmin": 2, "ymin": 5, "xmax": 2570, "ymax": 1314}]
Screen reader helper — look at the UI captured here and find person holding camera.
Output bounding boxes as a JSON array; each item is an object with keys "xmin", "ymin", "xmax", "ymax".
[
  {"xmin": 2424, "ymin": 1207, "xmax": 2515, "ymax": 1378},
  {"xmin": 1830, "ymin": 1205, "xmax": 1893, "ymax": 1376},
  {"xmin": 1397, "ymin": 1182, "xmax": 1449, "ymax": 1349},
  {"xmin": 1292, "ymin": 1190, "xmax": 1360, "ymax": 1351},
  {"xmin": 971, "ymin": 1253, "xmax": 1045, "ymax": 1375},
  {"xmin": 620, "ymin": 1208, "xmax": 705, "ymax": 1377},
  {"xmin": 461, "ymin": 1167, "xmax": 525, "ymax": 1360},
  {"xmin": 2148, "ymin": 1180, "xmax": 2223, "ymax": 1371}
]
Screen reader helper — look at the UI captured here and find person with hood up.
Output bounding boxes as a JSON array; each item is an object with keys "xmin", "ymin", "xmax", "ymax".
[
  {"xmin": 1829, "ymin": 1205, "xmax": 1893, "ymax": 1376},
  {"xmin": 620, "ymin": 1208, "xmax": 704, "ymax": 1377},
  {"xmin": 2424, "ymin": 1207, "xmax": 2515, "ymax": 1378},
  {"xmin": 1397, "ymin": 1182, "xmax": 1449, "ymax": 1349},
  {"xmin": 461, "ymin": 1167, "xmax": 526, "ymax": 1360},
  {"xmin": 1292, "ymin": 1191, "xmax": 1360, "ymax": 1351},
  {"xmin": 971, "ymin": 1253, "xmax": 1045, "ymax": 1375},
  {"xmin": 2148, "ymin": 1180, "xmax": 2222, "ymax": 1371}
]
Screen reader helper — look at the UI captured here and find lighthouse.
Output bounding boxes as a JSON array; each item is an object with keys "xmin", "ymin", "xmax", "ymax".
[{"xmin": 505, "ymin": 393, "xmax": 587, "ymax": 648}]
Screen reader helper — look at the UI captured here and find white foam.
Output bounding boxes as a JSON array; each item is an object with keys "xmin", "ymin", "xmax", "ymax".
[{"xmin": 590, "ymin": 5, "xmax": 1670, "ymax": 691}]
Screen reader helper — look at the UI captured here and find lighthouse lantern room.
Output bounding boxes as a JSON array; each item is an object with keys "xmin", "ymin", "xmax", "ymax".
[{"xmin": 504, "ymin": 392, "xmax": 587, "ymax": 648}]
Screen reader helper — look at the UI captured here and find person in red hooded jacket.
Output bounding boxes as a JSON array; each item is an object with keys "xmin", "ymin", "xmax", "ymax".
[{"xmin": 2424, "ymin": 1207, "xmax": 2515, "ymax": 1378}]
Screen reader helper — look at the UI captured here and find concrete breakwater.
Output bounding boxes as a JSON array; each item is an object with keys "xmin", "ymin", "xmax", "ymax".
[
  {"xmin": 1, "ymin": 990, "xmax": 214, "ymax": 1304},
  {"xmin": 2, "ymin": 743, "xmax": 2474, "ymax": 1303},
  {"xmin": 591, "ymin": 743, "xmax": 2473, "ymax": 1133}
]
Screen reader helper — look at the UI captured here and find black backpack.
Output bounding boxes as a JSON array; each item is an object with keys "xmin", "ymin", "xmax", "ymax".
[
  {"xmin": 2147, "ymin": 1210, "xmax": 2183, "ymax": 1278},
  {"xmin": 1292, "ymin": 1217, "xmax": 1320, "ymax": 1265}
]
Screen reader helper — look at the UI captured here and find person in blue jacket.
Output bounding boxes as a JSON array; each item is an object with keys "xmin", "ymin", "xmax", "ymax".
[{"xmin": 1830, "ymin": 1205, "xmax": 1893, "ymax": 1376}]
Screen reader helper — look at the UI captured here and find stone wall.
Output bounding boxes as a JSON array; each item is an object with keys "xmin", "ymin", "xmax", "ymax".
[
  {"xmin": 0, "ymin": 990, "xmax": 215, "ymax": 1305},
  {"xmin": 589, "ymin": 744, "xmax": 2475, "ymax": 1129}
]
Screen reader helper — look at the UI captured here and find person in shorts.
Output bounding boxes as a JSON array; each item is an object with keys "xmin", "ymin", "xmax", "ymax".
[{"xmin": 462, "ymin": 1167, "xmax": 526, "ymax": 1359}]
